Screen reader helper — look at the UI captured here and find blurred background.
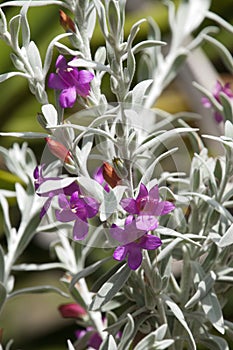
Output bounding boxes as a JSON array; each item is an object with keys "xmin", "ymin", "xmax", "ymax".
[{"xmin": 0, "ymin": 0, "xmax": 233, "ymax": 349}]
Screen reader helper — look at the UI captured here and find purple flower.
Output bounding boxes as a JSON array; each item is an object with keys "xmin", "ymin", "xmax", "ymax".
[
  {"xmin": 55, "ymin": 191, "xmax": 99, "ymax": 240},
  {"xmin": 33, "ymin": 165, "xmax": 79, "ymax": 218},
  {"xmin": 110, "ymin": 218, "xmax": 162, "ymax": 270},
  {"xmin": 201, "ymin": 81, "xmax": 233, "ymax": 123},
  {"xmin": 48, "ymin": 55, "xmax": 94, "ymax": 108},
  {"xmin": 75, "ymin": 328, "xmax": 102, "ymax": 350},
  {"xmin": 93, "ymin": 166, "xmax": 110, "ymax": 192},
  {"xmin": 121, "ymin": 183, "xmax": 175, "ymax": 231}
]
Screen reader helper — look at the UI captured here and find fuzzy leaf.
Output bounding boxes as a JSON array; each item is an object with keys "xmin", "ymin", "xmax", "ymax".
[
  {"xmin": 99, "ymin": 335, "xmax": 117, "ymax": 350},
  {"xmin": 90, "ymin": 264, "xmax": 131, "ymax": 311},
  {"xmin": 218, "ymin": 224, "xmax": 233, "ymax": 247}
]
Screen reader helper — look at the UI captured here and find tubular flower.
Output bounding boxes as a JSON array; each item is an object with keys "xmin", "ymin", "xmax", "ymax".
[
  {"xmin": 55, "ymin": 191, "xmax": 99, "ymax": 240},
  {"xmin": 121, "ymin": 183, "xmax": 175, "ymax": 231},
  {"xmin": 48, "ymin": 55, "xmax": 94, "ymax": 108},
  {"xmin": 58, "ymin": 303, "xmax": 87, "ymax": 319},
  {"xmin": 201, "ymin": 80, "xmax": 233, "ymax": 123},
  {"xmin": 110, "ymin": 218, "xmax": 162, "ymax": 270},
  {"xmin": 33, "ymin": 165, "xmax": 79, "ymax": 218},
  {"xmin": 75, "ymin": 328, "xmax": 102, "ymax": 350}
]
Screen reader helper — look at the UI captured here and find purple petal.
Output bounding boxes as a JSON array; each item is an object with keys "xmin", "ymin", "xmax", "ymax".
[
  {"xmin": 93, "ymin": 166, "xmax": 104, "ymax": 184},
  {"xmin": 73, "ymin": 217, "xmax": 88, "ymax": 240},
  {"xmin": 56, "ymin": 55, "xmax": 67, "ymax": 70},
  {"xmin": 70, "ymin": 191, "xmax": 80, "ymax": 206},
  {"xmin": 110, "ymin": 221, "xmax": 146, "ymax": 244},
  {"xmin": 110, "ymin": 224, "xmax": 125, "ymax": 243},
  {"xmin": 148, "ymin": 185, "xmax": 159, "ymax": 200},
  {"xmin": 64, "ymin": 182, "xmax": 80, "ymax": 196},
  {"xmin": 59, "ymin": 86, "xmax": 77, "ymax": 108},
  {"xmin": 48, "ymin": 73, "xmax": 67, "ymax": 90},
  {"xmin": 78, "ymin": 70, "xmax": 94, "ymax": 84},
  {"xmin": 153, "ymin": 201, "xmax": 175, "ymax": 216},
  {"xmin": 137, "ymin": 183, "xmax": 148, "ymax": 200},
  {"xmin": 82, "ymin": 197, "xmax": 99, "ymax": 218},
  {"xmin": 127, "ymin": 244, "xmax": 142, "ymax": 270},
  {"xmin": 214, "ymin": 111, "xmax": 224, "ymax": 123},
  {"xmin": 135, "ymin": 215, "xmax": 158, "ymax": 231},
  {"xmin": 56, "ymin": 208, "xmax": 77, "ymax": 222},
  {"xmin": 58, "ymin": 194, "xmax": 70, "ymax": 209},
  {"xmin": 75, "ymin": 83, "xmax": 91, "ymax": 97},
  {"xmin": 113, "ymin": 245, "xmax": 128, "ymax": 261},
  {"xmin": 201, "ymin": 97, "xmax": 211, "ymax": 108},
  {"xmin": 121, "ymin": 198, "xmax": 138, "ymax": 214},
  {"xmin": 139, "ymin": 234, "xmax": 162, "ymax": 250},
  {"xmin": 88, "ymin": 332, "xmax": 102, "ymax": 350}
]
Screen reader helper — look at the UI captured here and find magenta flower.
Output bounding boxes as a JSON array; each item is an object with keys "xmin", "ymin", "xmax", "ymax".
[
  {"xmin": 110, "ymin": 218, "xmax": 162, "ymax": 270},
  {"xmin": 93, "ymin": 166, "xmax": 110, "ymax": 192},
  {"xmin": 202, "ymin": 81, "xmax": 233, "ymax": 123},
  {"xmin": 48, "ymin": 55, "xmax": 94, "ymax": 108},
  {"xmin": 121, "ymin": 183, "xmax": 175, "ymax": 231},
  {"xmin": 75, "ymin": 328, "xmax": 102, "ymax": 350},
  {"xmin": 55, "ymin": 191, "xmax": 99, "ymax": 240},
  {"xmin": 58, "ymin": 303, "xmax": 87, "ymax": 319},
  {"xmin": 33, "ymin": 165, "xmax": 79, "ymax": 218}
]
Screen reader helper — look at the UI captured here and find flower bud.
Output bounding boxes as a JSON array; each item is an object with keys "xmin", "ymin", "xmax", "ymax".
[
  {"xmin": 103, "ymin": 162, "xmax": 121, "ymax": 188},
  {"xmin": 58, "ymin": 303, "xmax": 87, "ymax": 319},
  {"xmin": 45, "ymin": 137, "xmax": 74, "ymax": 165},
  {"xmin": 59, "ymin": 10, "xmax": 76, "ymax": 33},
  {"xmin": 113, "ymin": 157, "xmax": 128, "ymax": 178}
]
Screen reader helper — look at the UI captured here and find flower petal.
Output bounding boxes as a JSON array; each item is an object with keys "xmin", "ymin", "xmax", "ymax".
[
  {"xmin": 48, "ymin": 73, "xmax": 67, "ymax": 90},
  {"xmin": 73, "ymin": 216, "xmax": 88, "ymax": 240},
  {"xmin": 127, "ymin": 244, "xmax": 142, "ymax": 270},
  {"xmin": 148, "ymin": 185, "xmax": 159, "ymax": 200},
  {"xmin": 55, "ymin": 55, "xmax": 67, "ymax": 69},
  {"xmin": 58, "ymin": 193, "xmax": 70, "ymax": 209},
  {"xmin": 135, "ymin": 215, "xmax": 158, "ymax": 231},
  {"xmin": 153, "ymin": 201, "xmax": 175, "ymax": 216},
  {"xmin": 137, "ymin": 183, "xmax": 148, "ymax": 200},
  {"xmin": 121, "ymin": 198, "xmax": 138, "ymax": 214},
  {"xmin": 113, "ymin": 245, "xmax": 128, "ymax": 261},
  {"xmin": 139, "ymin": 234, "xmax": 162, "ymax": 250},
  {"xmin": 82, "ymin": 197, "xmax": 99, "ymax": 218},
  {"xmin": 56, "ymin": 208, "xmax": 77, "ymax": 222},
  {"xmin": 59, "ymin": 86, "xmax": 77, "ymax": 108},
  {"xmin": 78, "ymin": 70, "xmax": 94, "ymax": 84}
]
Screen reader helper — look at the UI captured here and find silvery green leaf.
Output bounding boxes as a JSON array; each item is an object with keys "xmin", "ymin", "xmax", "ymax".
[
  {"xmin": 219, "ymin": 93, "xmax": 233, "ymax": 122},
  {"xmin": 0, "ymin": 245, "xmax": 5, "ymax": 283},
  {"xmin": 0, "ymin": 131, "xmax": 47, "ymax": 138},
  {"xmin": 141, "ymin": 147, "xmax": 178, "ymax": 184},
  {"xmin": 203, "ymin": 35, "xmax": 233, "ymax": 73},
  {"xmin": 134, "ymin": 332, "xmax": 174, "ymax": 350},
  {"xmin": 69, "ymin": 58, "xmax": 112, "ymax": 73},
  {"xmin": 90, "ymin": 264, "xmax": 131, "ymax": 311},
  {"xmin": 173, "ymin": 0, "xmax": 210, "ymax": 40},
  {"xmin": 16, "ymin": 213, "xmax": 41, "ymax": 259},
  {"xmin": 99, "ymin": 186, "xmax": 126, "ymax": 221},
  {"xmin": 43, "ymin": 33, "xmax": 72, "ymax": 76},
  {"xmin": 201, "ymin": 290, "xmax": 225, "ymax": 334},
  {"xmin": 0, "ymin": 1, "xmax": 67, "ymax": 7},
  {"xmin": 99, "ymin": 335, "xmax": 117, "ymax": 350},
  {"xmin": 12, "ymin": 262, "xmax": 65, "ymax": 271},
  {"xmin": 206, "ymin": 11, "xmax": 233, "ymax": 34},
  {"xmin": 77, "ymin": 176, "xmax": 104, "ymax": 202},
  {"xmin": 193, "ymin": 82, "xmax": 223, "ymax": 113},
  {"xmin": 0, "ymin": 71, "xmax": 28, "ymax": 83},
  {"xmin": 185, "ymin": 271, "xmax": 216, "ymax": 309},
  {"xmin": 163, "ymin": 295, "xmax": 196, "ymax": 350},
  {"xmin": 199, "ymin": 335, "xmax": 229, "ymax": 350},
  {"xmin": 9, "ymin": 14, "xmax": 21, "ymax": 50},
  {"xmin": 15, "ymin": 183, "xmax": 27, "ymax": 213},
  {"xmin": 93, "ymin": 0, "xmax": 109, "ymax": 38},
  {"xmin": 91, "ymin": 262, "xmax": 125, "ymax": 293},
  {"xmin": 0, "ymin": 193, "xmax": 11, "ymax": 240},
  {"xmin": 20, "ymin": 2, "xmax": 30, "ymax": 48},
  {"xmin": 162, "ymin": 50, "xmax": 188, "ymax": 88},
  {"xmin": 9, "ymin": 285, "xmax": 69, "ymax": 298},
  {"xmin": 129, "ymin": 79, "xmax": 153, "ymax": 106},
  {"xmin": 0, "ymin": 282, "xmax": 7, "ymax": 314},
  {"xmin": 67, "ymin": 340, "xmax": 75, "ymax": 350},
  {"xmin": 86, "ymin": 4, "xmax": 96, "ymax": 39},
  {"xmin": 41, "ymin": 103, "xmax": 58, "ymax": 127},
  {"xmin": 108, "ymin": 0, "xmax": 120, "ymax": 37},
  {"xmin": 157, "ymin": 237, "xmax": 182, "ymax": 262},
  {"xmin": 127, "ymin": 19, "xmax": 146, "ymax": 49},
  {"xmin": 0, "ymin": 8, "xmax": 7, "ymax": 34},
  {"xmin": 132, "ymin": 40, "xmax": 166, "ymax": 55},
  {"xmin": 154, "ymin": 324, "xmax": 168, "ymax": 340},
  {"xmin": 218, "ymin": 224, "xmax": 233, "ymax": 247},
  {"xmin": 118, "ymin": 314, "xmax": 135, "ymax": 350},
  {"xmin": 70, "ymin": 257, "xmax": 111, "ymax": 291},
  {"xmin": 27, "ymin": 41, "xmax": 43, "ymax": 78},
  {"xmin": 37, "ymin": 177, "xmax": 77, "ymax": 195},
  {"xmin": 95, "ymin": 46, "xmax": 107, "ymax": 65}
]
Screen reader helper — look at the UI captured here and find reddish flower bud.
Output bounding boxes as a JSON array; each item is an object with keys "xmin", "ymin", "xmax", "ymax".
[
  {"xmin": 103, "ymin": 162, "xmax": 121, "ymax": 188},
  {"xmin": 58, "ymin": 303, "xmax": 87, "ymax": 319},
  {"xmin": 59, "ymin": 10, "xmax": 76, "ymax": 33},
  {"xmin": 46, "ymin": 137, "xmax": 74, "ymax": 165}
]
